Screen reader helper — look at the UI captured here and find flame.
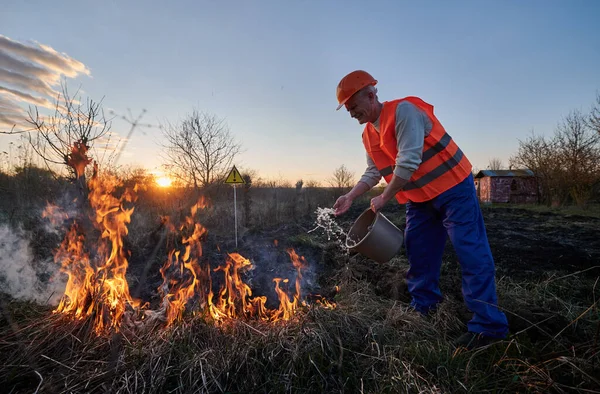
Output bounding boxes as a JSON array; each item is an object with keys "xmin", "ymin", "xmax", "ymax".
[
  {"xmin": 159, "ymin": 198, "xmax": 208, "ymax": 326},
  {"xmin": 316, "ymin": 297, "xmax": 337, "ymax": 309},
  {"xmin": 272, "ymin": 278, "xmax": 297, "ymax": 320},
  {"xmin": 160, "ymin": 200, "xmax": 326, "ymax": 324},
  {"xmin": 67, "ymin": 140, "xmax": 93, "ymax": 178},
  {"xmin": 206, "ymin": 250, "xmax": 311, "ymax": 323},
  {"xmin": 208, "ymin": 252, "xmax": 268, "ymax": 321},
  {"xmin": 50, "ymin": 155, "xmax": 335, "ymax": 333},
  {"xmin": 51, "ymin": 168, "xmax": 140, "ymax": 334},
  {"xmin": 54, "ymin": 223, "xmax": 93, "ymax": 318},
  {"xmin": 286, "ymin": 248, "xmax": 307, "ymax": 303}
]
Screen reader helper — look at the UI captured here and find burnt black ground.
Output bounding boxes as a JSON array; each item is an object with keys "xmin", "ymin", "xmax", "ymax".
[
  {"xmin": 152, "ymin": 200, "xmax": 600, "ymax": 311},
  {"xmin": 296, "ymin": 200, "xmax": 600, "ymax": 286},
  {"xmin": 248, "ymin": 200, "xmax": 600, "ymax": 342}
]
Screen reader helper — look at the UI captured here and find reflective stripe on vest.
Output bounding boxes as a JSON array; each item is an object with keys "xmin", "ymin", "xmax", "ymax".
[
  {"xmin": 421, "ymin": 132, "xmax": 452, "ymax": 162},
  {"xmin": 403, "ymin": 146, "xmax": 464, "ymax": 191},
  {"xmin": 377, "ymin": 131, "xmax": 454, "ymax": 182}
]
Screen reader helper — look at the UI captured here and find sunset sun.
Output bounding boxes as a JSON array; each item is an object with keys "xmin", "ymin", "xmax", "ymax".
[{"xmin": 155, "ymin": 176, "xmax": 172, "ymax": 188}]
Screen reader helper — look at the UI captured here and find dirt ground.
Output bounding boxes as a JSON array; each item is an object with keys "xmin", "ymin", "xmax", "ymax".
[{"xmin": 481, "ymin": 207, "xmax": 600, "ymax": 278}]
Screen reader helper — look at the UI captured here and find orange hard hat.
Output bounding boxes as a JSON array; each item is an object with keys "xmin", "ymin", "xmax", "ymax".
[{"xmin": 335, "ymin": 70, "xmax": 377, "ymax": 110}]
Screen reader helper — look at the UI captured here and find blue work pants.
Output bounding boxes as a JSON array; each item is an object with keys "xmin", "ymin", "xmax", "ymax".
[{"xmin": 404, "ymin": 174, "xmax": 509, "ymax": 338}]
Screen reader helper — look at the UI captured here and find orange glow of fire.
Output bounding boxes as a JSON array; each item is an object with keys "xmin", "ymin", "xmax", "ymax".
[
  {"xmin": 67, "ymin": 141, "xmax": 92, "ymax": 178},
  {"xmin": 50, "ymin": 156, "xmax": 335, "ymax": 333},
  {"xmin": 208, "ymin": 252, "xmax": 268, "ymax": 321},
  {"xmin": 160, "ymin": 200, "xmax": 334, "ymax": 325},
  {"xmin": 52, "ymin": 167, "xmax": 141, "ymax": 334},
  {"xmin": 159, "ymin": 198, "xmax": 208, "ymax": 325}
]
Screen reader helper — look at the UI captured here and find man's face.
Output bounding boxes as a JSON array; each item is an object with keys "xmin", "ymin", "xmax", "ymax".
[{"xmin": 344, "ymin": 91, "xmax": 374, "ymax": 125}]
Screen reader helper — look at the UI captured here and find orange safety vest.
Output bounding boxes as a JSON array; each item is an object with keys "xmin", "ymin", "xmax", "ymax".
[{"xmin": 362, "ymin": 96, "xmax": 472, "ymax": 203}]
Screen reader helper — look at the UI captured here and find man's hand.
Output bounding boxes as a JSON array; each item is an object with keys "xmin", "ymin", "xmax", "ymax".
[
  {"xmin": 370, "ymin": 194, "xmax": 391, "ymax": 212},
  {"xmin": 333, "ymin": 194, "xmax": 353, "ymax": 216},
  {"xmin": 372, "ymin": 174, "xmax": 410, "ymax": 212}
]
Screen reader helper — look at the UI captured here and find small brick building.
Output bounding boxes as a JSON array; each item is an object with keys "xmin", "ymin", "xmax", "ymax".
[{"xmin": 474, "ymin": 169, "xmax": 538, "ymax": 204}]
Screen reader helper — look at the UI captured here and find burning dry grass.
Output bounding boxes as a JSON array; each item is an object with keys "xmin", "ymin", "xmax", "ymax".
[
  {"xmin": 2, "ymin": 270, "xmax": 599, "ymax": 394},
  {"xmin": 41, "ymin": 167, "xmax": 332, "ymax": 338},
  {"xmin": 0, "ymin": 284, "xmax": 433, "ymax": 394}
]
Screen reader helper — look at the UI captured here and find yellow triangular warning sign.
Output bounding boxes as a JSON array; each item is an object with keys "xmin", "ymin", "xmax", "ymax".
[{"xmin": 225, "ymin": 165, "xmax": 245, "ymax": 184}]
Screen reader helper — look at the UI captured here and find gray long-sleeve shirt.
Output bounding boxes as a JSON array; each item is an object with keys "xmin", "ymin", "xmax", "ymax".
[{"xmin": 359, "ymin": 101, "xmax": 433, "ymax": 188}]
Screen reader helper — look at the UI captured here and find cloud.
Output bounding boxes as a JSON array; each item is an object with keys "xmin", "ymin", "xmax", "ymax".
[
  {"xmin": 0, "ymin": 50, "xmax": 57, "ymax": 84},
  {"xmin": 0, "ymin": 34, "xmax": 91, "ymax": 130},
  {"xmin": 0, "ymin": 113, "xmax": 23, "ymax": 129},
  {"xmin": 0, "ymin": 35, "xmax": 90, "ymax": 79},
  {"xmin": 0, "ymin": 67, "xmax": 56, "ymax": 97},
  {"xmin": 0, "ymin": 95, "xmax": 27, "ymax": 129},
  {"xmin": 0, "ymin": 95, "xmax": 24, "ymax": 114},
  {"xmin": 0, "ymin": 86, "xmax": 54, "ymax": 108}
]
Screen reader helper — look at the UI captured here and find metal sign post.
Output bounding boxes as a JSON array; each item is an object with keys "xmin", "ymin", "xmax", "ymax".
[
  {"xmin": 224, "ymin": 165, "xmax": 245, "ymax": 248},
  {"xmin": 233, "ymin": 184, "xmax": 238, "ymax": 248}
]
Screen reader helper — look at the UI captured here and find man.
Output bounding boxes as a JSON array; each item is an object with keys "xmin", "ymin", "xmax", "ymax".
[{"xmin": 332, "ymin": 70, "xmax": 509, "ymax": 349}]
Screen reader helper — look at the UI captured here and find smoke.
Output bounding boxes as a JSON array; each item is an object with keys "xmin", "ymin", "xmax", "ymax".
[
  {"xmin": 0, "ymin": 224, "xmax": 65, "ymax": 305},
  {"xmin": 41, "ymin": 195, "xmax": 79, "ymax": 235}
]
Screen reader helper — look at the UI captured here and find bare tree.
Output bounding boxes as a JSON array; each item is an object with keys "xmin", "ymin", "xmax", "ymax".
[
  {"xmin": 587, "ymin": 92, "xmax": 600, "ymax": 135},
  {"xmin": 487, "ymin": 157, "xmax": 503, "ymax": 170},
  {"xmin": 161, "ymin": 110, "xmax": 241, "ymax": 189},
  {"xmin": 555, "ymin": 110, "xmax": 600, "ymax": 205},
  {"xmin": 24, "ymin": 84, "xmax": 110, "ymax": 179},
  {"xmin": 328, "ymin": 164, "xmax": 355, "ymax": 189},
  {"xmin": 509, "ymin": 95, "xmax": 600, "ymax": 206},
  {"xmin": 509, "ymin": 131, "xmax": 560, "ymax": 205},
  {"xmin": 510, "ymin": 113, "xmax": 600, "ymax": 206},
  {"xmin": 304, "ymin": 179, "xmax": 321, "ymax": 188}
]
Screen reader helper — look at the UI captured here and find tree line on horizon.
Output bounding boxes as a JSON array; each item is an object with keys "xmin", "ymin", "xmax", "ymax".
[{"xmin": 1, "ymin": 84, "xmax": 599, "ymax": 206}]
